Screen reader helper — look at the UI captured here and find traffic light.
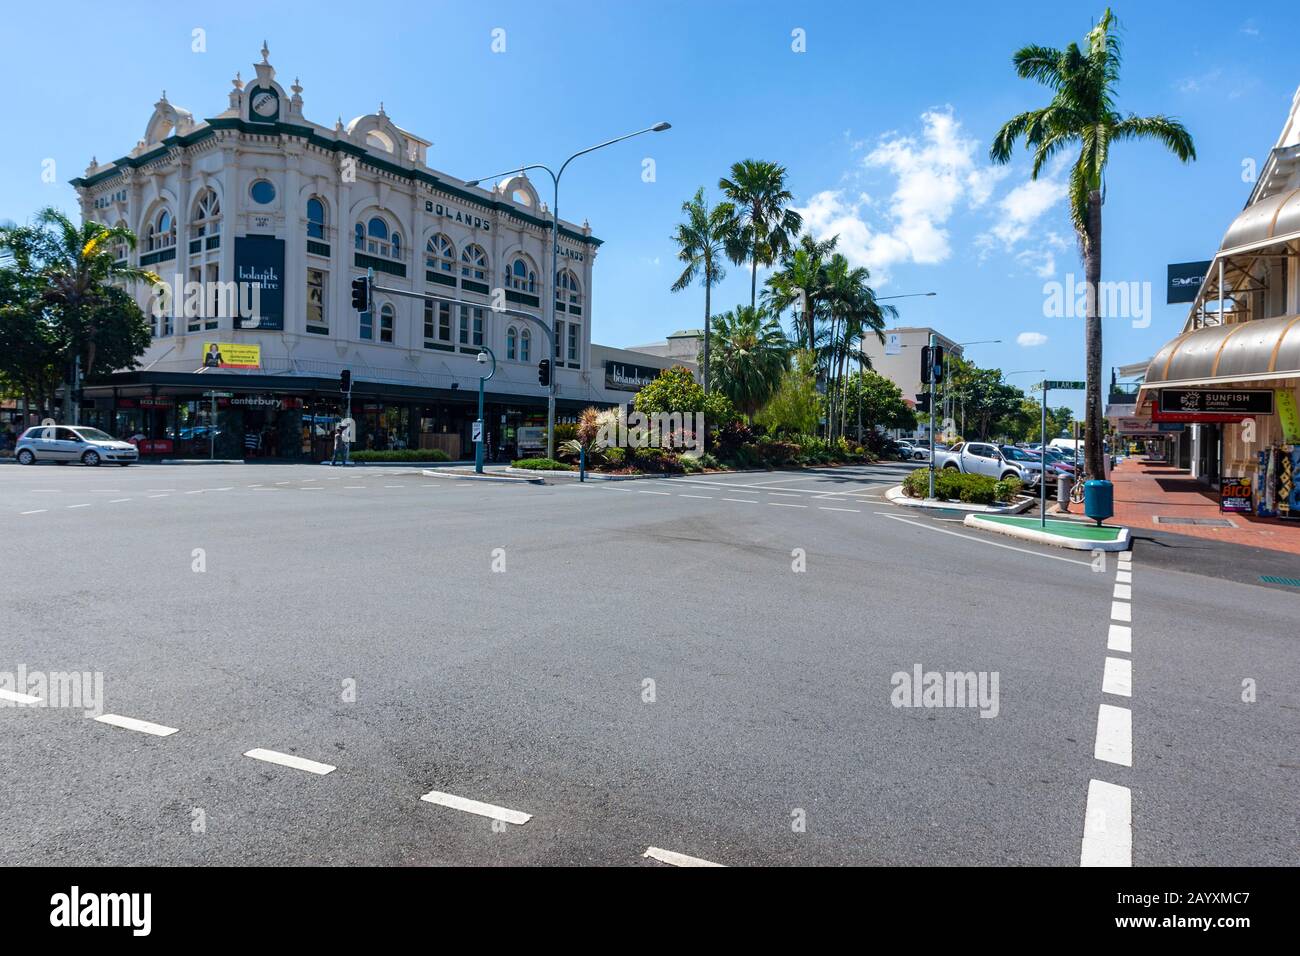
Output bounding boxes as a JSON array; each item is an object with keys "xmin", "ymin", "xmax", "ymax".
[
  {"xmin": 921, "ymin": 345, "xmax": 945, "ymax": 384},
  {"xmin": 350, "ymin": 275, "xmax": 371, "ymax": 312},
  {"xmin": 340, "ymin": 369, "xmax": 351, "ymax": 393},
  {"xmin": 537, "ymin": 359, "xmax": 551, "ymax": 387},
  {"xmin": 915, "ymin": 392, "xmax": 931, "ymax": 413}
]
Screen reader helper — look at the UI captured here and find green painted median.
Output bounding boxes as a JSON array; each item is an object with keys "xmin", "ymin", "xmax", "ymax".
[{"xmin": 973, "ymin": 514, "xmax": 1123, "ymax": 541}]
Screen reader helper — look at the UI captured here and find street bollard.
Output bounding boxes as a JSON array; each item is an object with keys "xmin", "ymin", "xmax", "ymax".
[{"xmin": 1058, "ymin": 474, "xmax": 1073, "ymax": 512}]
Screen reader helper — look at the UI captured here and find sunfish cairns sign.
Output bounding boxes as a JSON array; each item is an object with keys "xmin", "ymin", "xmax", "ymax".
[{"xmin": 1153, "ymin": 388, "xmax": 1274, "ymax": 423}]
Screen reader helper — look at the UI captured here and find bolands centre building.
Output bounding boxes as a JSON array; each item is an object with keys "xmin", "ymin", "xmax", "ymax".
[{"xmin": 70, "ymin": 45, "xmax": 685, "ymax": 461}]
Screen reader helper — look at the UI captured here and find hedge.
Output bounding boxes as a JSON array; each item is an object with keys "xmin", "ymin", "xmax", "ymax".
[
  {"xmin": 510, "ymin": 457, "xmax": 574, "ymax": 471},
  {"xmin": 901, "ymin": 467, "xmax": 1020, "ymax": 505},
  {"xmin": 349, "ymin": 448, "xmax": 450, "ymax": 462}
]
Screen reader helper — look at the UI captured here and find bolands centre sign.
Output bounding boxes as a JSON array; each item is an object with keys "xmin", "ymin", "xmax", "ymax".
[
  {"xmin": 604, "ymin": 361, "xmax": 662, "ymax": 392},
  {"xmin": 233, "ymin": 236, "xmax": 285, "ymax": 330}
]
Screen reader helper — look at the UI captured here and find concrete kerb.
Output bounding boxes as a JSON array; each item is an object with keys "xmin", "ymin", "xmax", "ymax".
[
  {"xmin": 421, "ymin": 469, "xmax": 543, "ymax": 484},
  {"xmin": 884, "ymin": 484, "xmax": 1036, "ymax": 515},
  {"xmin": 963, "ymin": 513, "xmax": 1132, "ymax": 552}
]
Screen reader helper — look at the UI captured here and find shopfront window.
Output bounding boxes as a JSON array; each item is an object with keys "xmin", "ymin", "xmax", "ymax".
[{"xmin": 307, "ymin": 268, "xmax": 328, "ymax": 335}]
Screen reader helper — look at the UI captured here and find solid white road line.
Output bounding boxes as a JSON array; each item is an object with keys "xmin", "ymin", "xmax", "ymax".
[
  {"xmin": 876, "ymin": 513, "xmax": 1094, "ymax": 567},
  {"xmin": 1080, "ymin": 779, "xmax": 1132, "ymax": 867},
  {"xmin": 95, "ymin": 714, "xmax": 179, "ymax": 737},
  {"xmin": 1102, "ymin": 656, "xmax": 1132, "ymax": 698},
  {"xmin": 1110, "ymin": 601, "xmax": 1131, "ymax": 622},
  {"xmin": 1107, "ymin": 624, "xmax": 1132, "ymax": 654},
  {"xmin": 1113, "ymin": 583, "xmax": 1132, "ymax": 600},
  {"xmin": 419, "ymin": 789, "xmax": 531, "ymax": 825},
  {"xmin": 243, "ymin": 748, "xmax": 335, "ymax": 775},
  {"xmin": 642, "ymin": 846, "xmax": 725, "ymax": 868},
  {"xmin": 0, "ymin": 688, "xmax": 42, "ymax": 704},
  {"xmin": 1116, "ymin": 569, "xmax": 1131, "ymax": 583},
  {"xmin": 1094, "ymin": 704, "xmax": 1133, "ymax": 767}
]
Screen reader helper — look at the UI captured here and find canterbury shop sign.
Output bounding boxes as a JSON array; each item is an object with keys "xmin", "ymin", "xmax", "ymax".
[{"xmin": 425, "ymin": 201, "xmax": 491, "ymax": 231}]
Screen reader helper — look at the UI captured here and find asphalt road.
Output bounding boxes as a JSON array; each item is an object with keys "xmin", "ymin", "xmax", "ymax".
[{"xmin": 0, "ymin": 460, "xmax": 1294, "ymax": 866}]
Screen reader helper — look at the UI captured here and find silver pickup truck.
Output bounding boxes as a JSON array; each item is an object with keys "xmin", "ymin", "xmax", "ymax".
[{"xmin": 933, "ymin": 441, "xmax": 1043, "ymax": 483}]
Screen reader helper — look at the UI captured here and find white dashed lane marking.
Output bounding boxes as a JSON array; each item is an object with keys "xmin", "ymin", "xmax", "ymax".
[
  {"xmin": 1102, "ymin": 656, "xmax": 1132, "ymax": 697},
  {"xmin": 1107, "ymin": 624, "xmax": 1131, "ymax": 653},
  {"xmin": 678, "ymin": 494, "xmax": 712, "ymax": 500},
  {"xmin": 66, "ymin": 504, "xmax": 90, "ymax": 509},
  {"xmin": 1110, "ymin": 601, "xmax": 1131, "ymax": 622},
  {"xmin": 243, "ymin": 748, "xmax": 336, "ymax": 775},
  {"xmin": 722, "ymin": 498, "xmax": 758, "ymax": 504},
  {"xmin": 419, "ymin": 789, "xmax": 531, "ymax": 825},
  {"xmin": 109, "ymin": 498, "xmax": 131, "ymax": 503},
  {"xmin": 1113, "ymin": 583, "xmax": 1132, "ymax": 600},
  {"xmin": 1080, "ymin": 779, "xmax": 1132, "ymax": 867},
  {"xmin": 20, "ymin": 510, "xmax": 48, "ymax": 515},
  {"xmin": 95, "ymin": 714, "xmax": 179, "ymax": 737},
  {"xmin": 642, "ymin": 846, "xmax": 725, "ymax": 867},
  {"xmin": 769, "ymin": 502, "xmax": 806, "ymax": 508},
  {"xmin": 1116, "ymin": 569, "xmax": 1131, "ymax": 583},
  {"xmin": 1094, "ymin": 704, "xmax": 1133, "ymax": 767},
  {"xmin": 0, "ymin": 688, "xmax": 42, "ymax": 704}
]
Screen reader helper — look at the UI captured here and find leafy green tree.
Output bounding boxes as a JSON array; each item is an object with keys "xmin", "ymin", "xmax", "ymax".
[
  {"xmin": 990, "ymin": 8, "xmax": 1194, "ymax": 476},
  {"xmin": 705, "ymin": 305, "xmax": 790, "ymax": 420},
  {"xmin": 755, "ymin": 350, "xmax": 821, "ymax": 436},
  {"xmin": 670, "ymin": 187, "xmax": 730, "ymax": 393},
  {"xmin": 838, "ymin": 370, "xmax": 917, "ymax": 439},
  {"xmin": 764, "ymin": 233, "xmax": 837, "ymax": 350},
  {"xmin": 717, "ymin": 160, "xmax": 803, "ymax": 309},
  {"xmin": 0, "ymin": 207, "xmax": 157, "ymax": 419}
]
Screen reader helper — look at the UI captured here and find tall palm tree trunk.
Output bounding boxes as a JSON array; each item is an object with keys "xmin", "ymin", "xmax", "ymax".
[
  {"xmin": 703, "ymin": 281, "xmax": 711, "ymax": 394},
  {"xmin": 1084, "ymin": 189, "xmax": 1105, "ymax": 479}
]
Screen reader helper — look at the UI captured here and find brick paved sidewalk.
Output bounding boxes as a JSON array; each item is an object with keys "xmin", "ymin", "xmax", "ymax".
[{"xmin": 1099, "ymin": 457, "xmax": 1300, "ymax": 555}]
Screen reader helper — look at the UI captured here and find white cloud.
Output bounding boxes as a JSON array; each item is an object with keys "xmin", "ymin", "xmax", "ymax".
[
  {"xmin": 795, "ymin": 108, "xmax": 1009, "ymax": 280},
  {"xmin": 1017, "ymin": 331, "xmax": 1049, "ymax": 348}
]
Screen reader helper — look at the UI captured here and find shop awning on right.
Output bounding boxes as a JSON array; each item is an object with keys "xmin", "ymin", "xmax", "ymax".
[{"xmin": 1138, "ymin": 312, "xmax": 1300, "ymax": 400}]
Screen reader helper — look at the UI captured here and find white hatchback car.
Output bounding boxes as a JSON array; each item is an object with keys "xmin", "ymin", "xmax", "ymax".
[{"xmin": 15, "ymin": 426, "xmax": 139, "ymax": 466}]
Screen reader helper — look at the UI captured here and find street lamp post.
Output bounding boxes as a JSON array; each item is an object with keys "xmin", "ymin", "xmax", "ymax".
[
  {"xmin": 466, "ymin": 122, "xmax": 671, "ymax": 462},
  {"xmin": 475, "ymin": 347, "xmax": 496, "ymax": 474}
]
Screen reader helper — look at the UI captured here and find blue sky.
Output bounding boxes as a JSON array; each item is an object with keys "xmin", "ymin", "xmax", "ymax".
[{"xmin": 2, "ymin": 1, "xmax": 1296, "ymax": 413}]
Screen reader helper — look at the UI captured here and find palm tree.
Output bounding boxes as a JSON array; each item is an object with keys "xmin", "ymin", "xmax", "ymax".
[
  {"xmin": 670, "ymin": 188, "xmax": 729, "ymax": 393},
  {"xmin": 717, "ymin": 160, "xmax": 803, "ymax": 309},
  {"xmin": 765, "ymin": 233, "xmax": 837, "ymax": 350},
  {"xmin": 0, "ymin": 208, "xmax": 158, "ymax": 417},
  {"xmin": 816, "ymin": 254, "xmax": 895, "ymax": 441},
  {"xmin": 990, "ymin": 8, "xmax": 1194, "ymax": 478},
  {"xmin": 706, "ymin": 305, "xmax": 790, "ymax": 420}
]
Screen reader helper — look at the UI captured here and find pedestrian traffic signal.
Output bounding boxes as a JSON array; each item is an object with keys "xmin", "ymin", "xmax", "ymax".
[
  {"xmin": 915, "ymin": 392, "xmax": 931, "ymax": 413},
  {"xmin": 921, "ymin": 345, "xmax": 945, "ymax": 384},
  {"xmin": 350, "ymin": 275, "xmax": 371, "ymax": 312},
  {"xmin": 340, "ymin": 369, "xmax": 351, "ymax": 393},
  {"xmin": 537, "ymin": 359, "xmax": 551, "ymax": 387}
]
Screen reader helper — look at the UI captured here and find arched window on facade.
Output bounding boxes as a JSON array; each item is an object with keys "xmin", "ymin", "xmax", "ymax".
[
  {"xmin": 506, "ymin": 326, "xmax": 518, "ymax": 360},
  {"xmin": 190, "ymin": 189, "xmax": 221, "ymax": 239},
  {"xmin": 307, "ymin": 197, "xmax": 327, "ymax": 239},
  {"xmin": 555, "ymin": 268, "xmax": 581, "ymax": 313},
  {"xmin": 425, "ymin": 233, "xmax": 456, "ymax": 273},
  {"xmin": 356, "ymin": 216, "xmax": 400, "ymax": 259},
  {"xmin": 147, "ymin": 208, "xmax": 176, "ymax": 251},
  {"xmin": 520, "ymin": 328, "xmax": 531, "ymax": 363},
  {"xmin": 506, "ymin": 255, "xmax": 537, "ymax": 293},
  {"xmin": 460, "ymin": 243, "xmax": 488, "ymax": 282}
]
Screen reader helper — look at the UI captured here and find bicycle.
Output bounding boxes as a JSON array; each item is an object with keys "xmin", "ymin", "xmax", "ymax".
[{"xmin": 1068, "ymin": 469, "xmax": 1090, "ymax": 504}]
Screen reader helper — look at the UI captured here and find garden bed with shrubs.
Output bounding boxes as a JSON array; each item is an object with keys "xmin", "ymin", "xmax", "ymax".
[{"xmin": 901, "ymin": 467, "xmax": 1024, "ymax": 505}]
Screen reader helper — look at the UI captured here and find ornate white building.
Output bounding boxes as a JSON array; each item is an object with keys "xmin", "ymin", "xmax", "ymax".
[{"xmin": 71, "ymin": 44, "xmax": 618, "ymax": 460}]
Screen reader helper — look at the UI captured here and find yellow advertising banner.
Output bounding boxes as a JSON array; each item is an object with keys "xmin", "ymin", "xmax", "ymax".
[
  {"xmin": 1277, "ymin": 388, "xmax": 1300, "ymax": 443},
  {"xmin": 201, "ymin": 342, "xmax": 261, "ymax": 370}
]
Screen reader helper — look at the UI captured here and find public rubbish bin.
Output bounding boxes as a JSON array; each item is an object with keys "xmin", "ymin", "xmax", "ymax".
[
  {"xmin": 1084, "ymin": 479, "xmax": 1114, "ymax": 527},
  {"xmin": 1058, "ymin": 474, "xmax": 1074, "ymax": 511}
]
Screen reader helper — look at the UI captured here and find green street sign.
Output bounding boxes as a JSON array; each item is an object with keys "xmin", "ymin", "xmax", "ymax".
[{"xmin": 1044, "ymin": 380, "xmax": 1086, "ymax": 390}]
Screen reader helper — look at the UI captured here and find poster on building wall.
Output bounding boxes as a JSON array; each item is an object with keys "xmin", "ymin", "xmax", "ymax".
[
  {"xmin": 885, "ymin": 332, "xmax": 902, "ymax": 355},
  {"xmin": 201, "ymin": 343, "xmax": 262, "ymax": 369},
  {"xmin": 233, "ymin": 236, "xmax": 285, "ymax": 330}
]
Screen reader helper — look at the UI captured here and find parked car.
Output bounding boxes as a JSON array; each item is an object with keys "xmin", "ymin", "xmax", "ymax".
[
  {"xmin": 933, "ymin": 440, "xmax": 1043, "ymax": 483},
  {"xmin": 896, "ymin": 439, "xmax": 930, "ymax": 461},
  {"xmin": 14, "ymin": 425, "xmax": 139, "ymax": 466}
]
